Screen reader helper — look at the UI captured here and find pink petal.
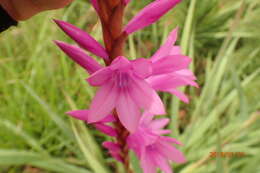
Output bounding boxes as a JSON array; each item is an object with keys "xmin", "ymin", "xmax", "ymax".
[
  {"xmin": 103, "ymin": 141, "xmax": 121, "ymax": 152},
  {"xmin": 95, "ymin": 124, "xmax": 117, "ymax": 137},
  {"xmin": 148, "ymin": 74, "xmax": 196, "ymax": 90},
  {"xmin": 54, "ymin": 20, "xmax": 108, "ymax": 59},
  {"xmin": 124, "ymin": 0, "xmax": 181, "ymax": 34},
  {"xmin": 116, "ymin": 91, "xmax": 141, "ymax": 133},
  {"xmin": 155, "ymin": 129, "xmax": 172, "ymax": 135},
  {"xmin": 131, "ymin": 58, "xmax": 153, "ymax": 78},
  {"xmin": 150, "ymin": 118, "xmax": 170, "ymax": 130},
  {"xmin": 88, "ymin": 82, "xmax": 118, "ymax": 123},
  {"xmin": 110, "ymin": 56, "xmax": 131, "ymax": 71},
  {"xmin": 140, "ymin": 112, "xmax": 154, "ymax": 125},
  {"xmin": 152, "ymin": 55, "xmax": 192, "ymax": 75},
  {"xmin": 151, "ymin": 28, "xmax": 178, "ymax": 62},
  {"xmin": 130, "ymin": 76, "xmax": 165, "ymax": 115},
  {"xmin": 99, "ymin": 115, "xmax": 116, "ymax": 123},
  {"xmin": 150, "ymin": 91, "xmax": 166, "ymax": 115},
  {"xmin": 168, "ymin": 89, "xmax": 189, "ymax": 103},
  {"xmin": 175, "ymin": 69, "xmax": 198, "ymax": 81},
  {"xmin": 170, "ymin": 46, "xmax": 182, "ymax": 55},
  {"xmin": 66, "ymin": 110, "xmax": 89, "ymax": 121},
  {"xmin": 141, "ymin": 151, "xmax": 157, "ymax": 173},
  {"xmin": 110, "ymin": 152, "xmax": 123, "ymax": 162},
  {"xmin": 151, "ymin": 152, "xmax": 172, "ymax": 173},
  {"xmin": 161, "ymin": 136, "xmax": 183, "ymax": 146},
  {"xmin": 157, "ymin": 140, "xmax": 186, "ymax": 163},
  {"xmin": 127, "ymin": 134, "xmax": 143, "ymax": 157},
  {"xmin": 140, "ymin": 114, "xmax": 169, "ymax": 134},
  {"xmin": 54, "ymin": 41, "xmax": 102, "ymax": 74},
  {"xmin": 103, "ymin": 142, "xmax": 123, "ymax": 162},
  {"xmin": 87, "ymin": 68, "xmax": 112, "ymax": 86}
]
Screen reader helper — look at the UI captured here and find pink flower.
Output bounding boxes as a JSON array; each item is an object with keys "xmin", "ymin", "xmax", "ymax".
[
  {"xmin": 124, "ymin": 0, "xmax": 182, "ymax": 34},
  {"xmin": 67, "ymin": 110, "xmax": 117, "ymax": 137},
  {"xmin": 146, "ymin": 28, "xmax": 198, "ymax": 103},
  {"xmin": 87, "ymin": 56, "xmax": 165, "ymax": 132},
  {"xmin": 127, "ymin": 113, "xmax": 186, "ymax": 173}
]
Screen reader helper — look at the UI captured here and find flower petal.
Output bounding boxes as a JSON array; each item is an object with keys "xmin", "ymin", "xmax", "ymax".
[
  {"xmin": 148, "ymin": 74, "xmax": 196, "ymax": 91},
  {"xmin": 150, "ymin": 118, "xmax": 170, "ymax": 130},
  {"xmin": 54, "ymin": 20, "xmax": 108, "ymax": 59},
  {"xmin": 151, "ymin": 28, "xmax": 178, "ymax": 62},
  {"xmin": 110, "ymin": 56, "xmax": 131, "ymax": 71},
  {"xmin": 103, "ymin": 141, "xmax": 123, "ymax": 162},
  {"xmin": 161, "ymin": 136, "xmax": 183, "ymax": 145},
  {"xmin": 130, "ymin": 76, "xmax": 165, "ymax": 115},
  {"xmin": 151, "ymin": 151, "xmax": 172, "ymax": 173},
  {"xmin": 140, "ymin": 112, "xmax": 154, "ymax": 126},
  {"xmin": 150, "ymin": 90, "xmax": 166, "ymax": 115},
  {"xmin": 87, "ymin": 67, "xmax": 112, "ymax": 86},
  {"xmin": 141, "ymin": 150, "xmax": 157, "ymax": 173},
  {"xmin": 124, "ymin": 0, "xmax": 181, "ymax": 34},
  {"xmin": 116, "ymin": 90, "xmax": 141, "ymax": 132},
  {"xmin": 168, "ymin": 89, "xmax": 189, "ymax": 103},
  {"xmin": 131, "ymin": 58, "xmax": 153, "ymax": 78},
  {"xmin": 99, "ymin": 114, "xmax": 116, "ymax": 123},
  {"xmin": 66, "ymin": 110, "xmax": 89, "ymax": 121},
  {"xmin": 95, "ymin": 124, "xmax": 117, "ymax": 137},
  {"xmin": 88, "ymin": 82, "xmax": 118, "ymax": 123},
  {"xmin": 157, "ymin": 140, "xmax": 186, "ymax": 163},
  {"xmin": 54, "ymin": 41, "xmax": 102, "ymax": 74},
  {"xmin": 170, "ymin": 46, "xmax": 182, "ymax": 55},
  {"xmin": 152, "ymin": 55, "xmax": 192, "ymax": 75},
  {"xmin": 175, "ymin": 69, "xmax": 198, "ymax": 81},
  {"xmin": 103, "ymin": 141, "xmax": 121, "ymax": 152}
]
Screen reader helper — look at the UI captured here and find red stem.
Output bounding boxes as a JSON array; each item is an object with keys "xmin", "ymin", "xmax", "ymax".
[{"xmin": 97, "ymin": 1, "xmax": 132, "ymax": 172}]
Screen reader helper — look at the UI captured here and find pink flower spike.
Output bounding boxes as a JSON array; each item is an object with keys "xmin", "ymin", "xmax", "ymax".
[
  {"xmin": 54, "ymin": 41, "xmax": 102, "ymax": 74},
  {"xmin": 124, "ymin": 0, "xmax": 181, "ymax": 34},
  {"xmin": 87, "ymin": 56, "xmax": 165, "ymax": 132},
  {"xmin": 54, "ymin": 20, "xmax": 108, "ymax": 59}
]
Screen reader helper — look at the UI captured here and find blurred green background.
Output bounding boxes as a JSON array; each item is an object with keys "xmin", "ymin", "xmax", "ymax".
[{"xmin": 0, "ymin": 0, "xmax": 259, "ymax": 173}]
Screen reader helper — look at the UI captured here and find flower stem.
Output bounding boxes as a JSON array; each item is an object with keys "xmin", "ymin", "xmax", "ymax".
[
  {"xmin": 114, "ymin": 116, "xmax": 133, "ymax": 173},
  {"xmin": 98, "ymin": 1, "xmax": 132, "ymax": 172},
  {"xmin": 98, "ymin": 0, "xmax": 127, "ymax": 62}
]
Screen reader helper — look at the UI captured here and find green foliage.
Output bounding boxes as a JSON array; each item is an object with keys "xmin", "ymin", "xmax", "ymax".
[{"xmin": 0, "ymin": 0, "xmax": 259, "ymax": 172}]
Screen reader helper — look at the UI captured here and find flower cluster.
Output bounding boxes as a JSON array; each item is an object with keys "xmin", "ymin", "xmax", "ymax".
[{"xmin": 54, "ymin": 0, "xmax": 197, "ymax": 173}]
